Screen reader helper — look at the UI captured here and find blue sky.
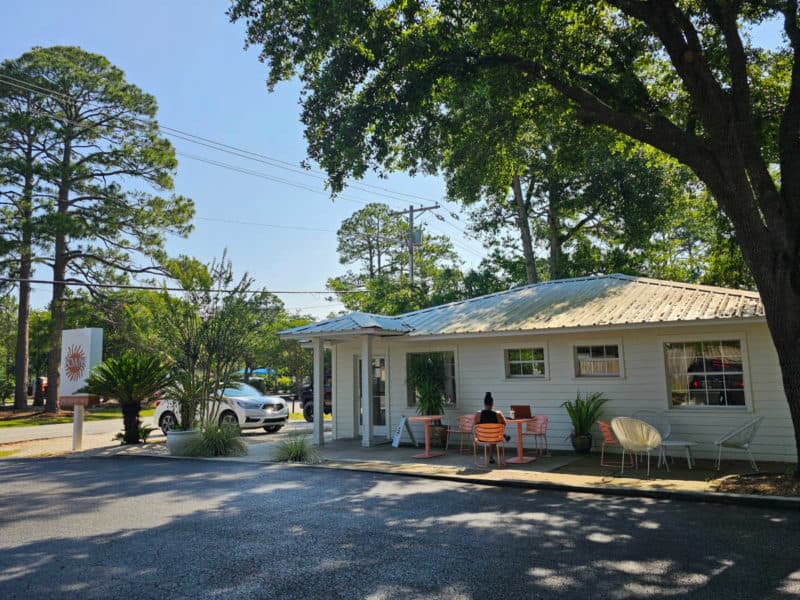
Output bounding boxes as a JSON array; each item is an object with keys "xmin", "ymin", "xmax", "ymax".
[{"xmin": 0, "ymin": 0, "xmax": 485, "ymax": 318}]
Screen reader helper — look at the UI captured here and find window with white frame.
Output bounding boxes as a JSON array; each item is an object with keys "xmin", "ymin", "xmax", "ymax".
[
  {"xmin": 505, "ymin": 348, "xmax": 546, "ymax": 378},
  {"xmin": 574, "ymin": 345, "xmax": 621, "ymax": 377},
  {"xmin": 664, "ymin": 340, "xmax": 746, "ymax": 408}
]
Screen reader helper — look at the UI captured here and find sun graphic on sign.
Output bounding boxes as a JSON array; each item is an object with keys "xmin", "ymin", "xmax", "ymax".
[{"xmin": 65, "ymin": 344, "xmax": 87, "ymax": 382}]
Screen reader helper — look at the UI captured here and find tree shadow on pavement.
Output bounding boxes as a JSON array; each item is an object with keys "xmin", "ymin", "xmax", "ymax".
[{"xmin": 0, "ymin": 457, "xmax": 798, "ymax": 599}]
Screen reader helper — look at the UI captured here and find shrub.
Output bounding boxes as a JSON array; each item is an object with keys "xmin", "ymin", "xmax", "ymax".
[
  {"xmin": 276, "ymin": 376, "xmax": 293, "ymax": 390},
  {"xmin": 113, "ymin": 424, "xmax": 155, "ymax": 445},
  {"xmin": 184, "ymin": 424, "xmax": 247, "ymax": 457},
  {"xmin": 274, "ymin": 434, "xmax": 320, "ymax": 463}
]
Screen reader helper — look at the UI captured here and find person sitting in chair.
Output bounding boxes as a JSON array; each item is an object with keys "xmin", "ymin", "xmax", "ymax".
[{"xmin": 476, "ymin": 392, "xmax": 509, "ymax": 463}]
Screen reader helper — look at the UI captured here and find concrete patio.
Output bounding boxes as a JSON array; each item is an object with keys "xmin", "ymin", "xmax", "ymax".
[{"xmin": 74, "ymin": 426, "xmax": 798, "ymax": 501}]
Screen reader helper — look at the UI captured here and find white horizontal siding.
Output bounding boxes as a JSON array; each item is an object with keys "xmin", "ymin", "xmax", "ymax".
[{"xmin": 328, "ymin": 322, "xmax": 796, "ymax": 462}]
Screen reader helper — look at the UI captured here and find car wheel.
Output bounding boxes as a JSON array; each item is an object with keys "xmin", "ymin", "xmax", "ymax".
[
  {"xmin": 159, "ymin": 412, "xmax": 178, "ymax": 435},
  {"xmin": 263, "ymin": 425, "xmax": 283, "ymax": 433},
  {"xmin": 219, "ymin": 411, "xmax": 239, "ymax": 429},
  {"xmin": 303, "ymin": 402, "xmax": 314, "ymax": 422}
]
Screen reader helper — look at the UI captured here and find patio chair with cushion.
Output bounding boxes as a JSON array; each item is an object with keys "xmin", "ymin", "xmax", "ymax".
[
  {"xmin": 714, "ymin": 416, "xmax": 764, "ymax": 472},
  {"xmin": 610, "ymin": 417, "xmax": 665, "ymax": 477},
  {"xmin": 446, "ymin": 414, "xmax": 476, "ymax": 453},
  {"xmin": 598, "ymin": 420, "xmax": 634, "ymax": 468},
  {"xmin": 632, "ymin": 409, "xmax": 696, "ymax": 469},
  {"xmin": 521, "ymin": 415, "xmax": 549, "ymax": 456},
  {"xmin": 473, "ymin": 423, "xmax": 506, "ymax": 468}
]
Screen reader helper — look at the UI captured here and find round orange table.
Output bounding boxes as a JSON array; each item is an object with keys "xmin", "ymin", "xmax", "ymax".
[
  {"xmin": 408, "ymin": 415, "xmax": 445, "ymax": 458},
  {"xmin": 505, "ymin": 418, "xmax": 537, "ymax": 464}
]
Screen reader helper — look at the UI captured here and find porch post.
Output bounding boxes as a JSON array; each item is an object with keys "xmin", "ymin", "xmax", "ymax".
[
  {"xmin": 312, "ymin": 336, "xmax": 325, "ymax": 446},
  {"xmin": 361, "ymin": 334, "xmax": 373, "ymax": 447}
]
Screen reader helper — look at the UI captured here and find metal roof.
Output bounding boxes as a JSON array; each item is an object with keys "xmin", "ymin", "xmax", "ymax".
[
  {"xmin": 280, "ymin": 311, "xmax": 413, "ymax": 337},
  {"xmin": 279, "ymin": 274, "xmax": 765, "ymax": 339}
]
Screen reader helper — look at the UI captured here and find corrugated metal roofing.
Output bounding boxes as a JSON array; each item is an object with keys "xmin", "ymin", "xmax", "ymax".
[
  {"xmin": 279, "ymin": 274, "xmax": 765, "ymax": 338},
  {"xmin": 280, "ymin": 311, "xmax": 413, "ymax": 336}
]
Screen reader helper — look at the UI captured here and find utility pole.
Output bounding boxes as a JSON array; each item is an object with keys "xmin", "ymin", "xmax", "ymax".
[{"xmin": 391, "ymin": 204, "xmax": 440, "ymax": 283}]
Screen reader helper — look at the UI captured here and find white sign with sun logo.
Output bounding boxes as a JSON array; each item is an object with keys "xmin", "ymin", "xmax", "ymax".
[{"xmin": 60, "ymin": 328, "xmax": 103, "ymax": 397}]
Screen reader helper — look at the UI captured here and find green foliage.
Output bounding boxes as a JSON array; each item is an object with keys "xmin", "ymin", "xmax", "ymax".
[
  {"xmin": 0, "ymin": 46, "xmax": 194, "ymax": 410},
  {"xmin": 562, "ymin": 392, "xmax": 609, "ymax": 437},
  {"xmin": 113, "ymin": 423, "xmax": 155, "ymax": 445},
  {"xmin": 276, "ymin": 376, "xmax": 293, "ymax": 390},
  {"xmin": 80, "ymin": 351, "xmax": 170, "ymax": 443},
  {"xmin": 406, "ymin": 352, "xmax": 448, "ymax": 416},
  {"xmin": 183, "ymin": 424, "xmax": 247, "ymax": 457},
  {"xmin": 274, "ymin": 433, "xmax": 320, "ymax": 463},
  {"xmin": 81, "ymin": 353, "xmax": 170, "ymax": 405},
  {"xmin": 327, "ymin": 203, "xmax": 464, "ymax": 314}
]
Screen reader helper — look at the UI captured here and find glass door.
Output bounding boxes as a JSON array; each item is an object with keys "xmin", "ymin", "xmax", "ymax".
[{"xmin": 356, "ymin": 357, "xmax": 387, "ymax": 437}]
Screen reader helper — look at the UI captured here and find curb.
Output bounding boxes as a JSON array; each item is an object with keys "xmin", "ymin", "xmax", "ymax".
[
  {"xmin": 299, "ymin": 461, "xmax": 800, "ymax": 511},
  {"xmin": 62, "ymin": 450, "xmax": 800, "ymax": 511}
]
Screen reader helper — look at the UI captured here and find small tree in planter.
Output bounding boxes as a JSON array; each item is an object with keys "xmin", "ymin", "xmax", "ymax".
[
  {"xmin": 562, "ymin": 392, "xmax": 609, "ymax": 454},
  {"xmin": 157, "ymin": 254, "xmax": 262, "ymax": 455},
  {"xmin": 407, "ymin": 352, "xmax": 448, "ymax": 447},
  {"xmin": 80, "ymin": 352, "xmax": 171, "ymax": 444}
]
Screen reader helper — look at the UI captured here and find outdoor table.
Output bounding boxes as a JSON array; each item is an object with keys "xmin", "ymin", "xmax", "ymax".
[
  {"xmin": 505, "ymin": 418, "xmax": 537, "ymax": 464},
  {"xmin": 659, "ymin": 440, "xmax": 698, "ymax": 469},
  {"xmin": 408, "ymin": 415, "xmax": 445, "ymax": 459}
]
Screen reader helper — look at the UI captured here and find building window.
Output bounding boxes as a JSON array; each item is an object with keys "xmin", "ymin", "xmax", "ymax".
[
  {"xmin": 505, "ymin": 348, "xmax": 546, "ymax": 378},
  {"xmin": 664, "ymin": 340, "xmax": 746, "ymax": 408},
  {"xmin": 406, "ymin": 351, "xmax": 457, "ymax": 407},
  {"xmin": 574, "ymin": 345, "xmax": 621, "ymax": 377}
]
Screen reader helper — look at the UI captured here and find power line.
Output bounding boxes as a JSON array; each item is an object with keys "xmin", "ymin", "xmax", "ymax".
[
  {"xmin": 0, "ymin": 73, "xmax": 486, "ymax": 258},
  {"xmin": 0, "ymin": 277, "xmax": 364, "ymax": 295}
]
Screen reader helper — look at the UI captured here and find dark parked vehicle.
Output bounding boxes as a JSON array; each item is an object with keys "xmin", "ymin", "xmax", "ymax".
[{"xmin": 299, "ymin": 384, "xmax": 332, "ymax": 422}]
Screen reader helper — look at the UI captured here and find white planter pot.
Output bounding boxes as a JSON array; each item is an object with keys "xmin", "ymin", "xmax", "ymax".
[{"xmin": 166, "ymin": 430, "xmax": 200, "ymax": 456}]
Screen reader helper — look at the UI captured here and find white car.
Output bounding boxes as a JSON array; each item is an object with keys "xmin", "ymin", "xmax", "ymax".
[{"xmin": 154, "ymin": 382, "xmax": 288, "ymax": 434}]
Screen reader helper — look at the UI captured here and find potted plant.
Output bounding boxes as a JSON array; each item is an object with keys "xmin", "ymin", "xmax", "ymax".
[
  {"xmin": 562, "ymin": 391, "xmax": 609, "ymax": 453},
  {"xmin": 407, "ymin": 352, "xmax": 448, "ymax": 447},
  {"xmin": 80, "ymin": 352, "xmax": 171, "ymax": 445},
  {"xmin": 162, "ymin": 369, "xmax": 204, "ymax": 455}
]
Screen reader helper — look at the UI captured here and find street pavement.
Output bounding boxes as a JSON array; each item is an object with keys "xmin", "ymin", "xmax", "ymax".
[
  {"xmin": 0, "ymin": 458, "xmax": 798, "ymax": 599},
  {"xmin": 0, "ymin": 416, "xmax": 314, "ymax": 444}
]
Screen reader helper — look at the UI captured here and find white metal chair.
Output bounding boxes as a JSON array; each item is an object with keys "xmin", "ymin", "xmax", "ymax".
[
  {"xmin": 632, "ymin": 409, "xmax": 696, "ymax": 469},
  {"xmin": 611, "ymin": 417, "xmax": 664, "ymax": 477},
  {"xmin": 714, "ymin": 417, "xmax": 764, "ymax": 472}
]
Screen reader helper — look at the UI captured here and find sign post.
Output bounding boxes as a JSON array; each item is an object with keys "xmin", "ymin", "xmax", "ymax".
[
  {"xmin": 58, "ymin": 328, "xmax": 103, "ymax": 451},
  {"xmin": 391, "ymin": 415, "xmax": 418, "ymax": 448}
]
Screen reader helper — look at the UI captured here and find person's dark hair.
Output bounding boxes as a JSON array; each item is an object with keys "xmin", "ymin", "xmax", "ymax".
[{"xmin": 483, "ymin": 392, "xmax": 494, "ymax": 406}]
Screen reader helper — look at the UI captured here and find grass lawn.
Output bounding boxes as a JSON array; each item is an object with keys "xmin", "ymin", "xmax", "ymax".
[
  {"xmin": 289, "ymin": 412, "xmax": 333, "ymax": 421},
  {"xmin": 0, "ymin": 407, "xmax": 155, "ymax": 428}
]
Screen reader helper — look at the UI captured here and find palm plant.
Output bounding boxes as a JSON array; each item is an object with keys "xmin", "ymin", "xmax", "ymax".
[
  {"xmin": 81, "ymin": 352, "xmax": 171, "ymax": 444},
  {"xmin": 562, "ymin": 391, "xmax": 609, "ymax": 452},
  {"xmin": 406, "ymin": 352, "xmax": 447, "ymax": 416}
]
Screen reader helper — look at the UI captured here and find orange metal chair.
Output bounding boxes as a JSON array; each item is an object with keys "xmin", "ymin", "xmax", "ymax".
[
  {"xmin": 598, "ymin": 420, "xmax": 634, "ymax": 468},
  {"xmin": 522, "ymin": 415, "xmax": 549, "ymax": 456},
  {"xmin": 446, "ymin": 414, "xmax": 476, "ymax": 453},
  {"xmin": 473, "ymin": 423, "xmax": 506, "ymax": 468}
]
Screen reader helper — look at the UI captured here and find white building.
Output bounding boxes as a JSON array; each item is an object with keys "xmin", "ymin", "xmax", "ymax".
[{"xmin": 280, "ymin": 274, "xmax": 796, "ymax": 463}]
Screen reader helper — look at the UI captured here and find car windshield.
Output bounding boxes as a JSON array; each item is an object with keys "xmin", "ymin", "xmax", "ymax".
[{"xmin": 223, "ymin": 383, "xmax": 264, "ymax": 398}]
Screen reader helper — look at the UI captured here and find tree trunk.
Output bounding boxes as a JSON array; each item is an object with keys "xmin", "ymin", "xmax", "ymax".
[
  {"xmin": 511, "ymin": 173, "xmax": 538, "ymax": 284},
  {"xmin": 761, "ymin": 286, "xmax": 800, "ymax": 479},
  {"xmin": 547, "ymin": 193, "xmax": 563, "ymax": 280},
  {"xmin": 45, "ymin": 138, "xmax": 71, "ymax": 414},
  {"xmin": 13, "ymin": 254, "xmax": 31, "ymax": 410},
  {"xmin": 13, "ymin": 137, "xmax": 35, "ymax": 410},
  {"xmin": 45, "ymin": 242, "xmax": 66, "ymax": 413},
  {"xmin": 121, "ymin": 401, "xmax": 141, "ymax": 444}
]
